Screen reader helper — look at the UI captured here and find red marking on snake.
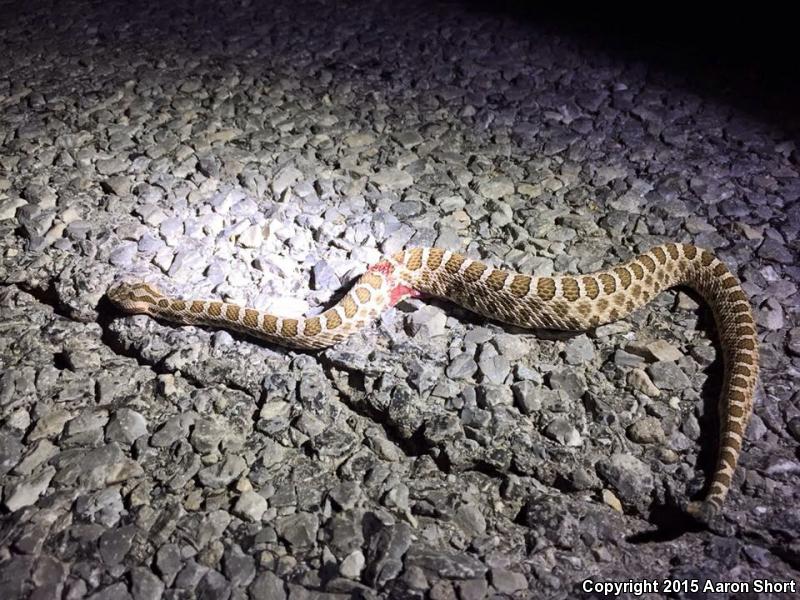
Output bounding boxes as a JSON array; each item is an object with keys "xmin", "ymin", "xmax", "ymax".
[
  {"xmin": 389, "ymin": 284, "xmax": 420, "ymax": 306},
  {"xmin": 368, "ymin": 261, "xmax": 420, "ymax": 306},
  {"xmin": 369, "ymin": 260, "xmax": 394, "ymax": 276}
]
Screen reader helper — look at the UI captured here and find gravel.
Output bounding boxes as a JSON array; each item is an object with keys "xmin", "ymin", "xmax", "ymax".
[{"xmin": 0, "ymin": 0, "xmax": 796, "ymax": 597}]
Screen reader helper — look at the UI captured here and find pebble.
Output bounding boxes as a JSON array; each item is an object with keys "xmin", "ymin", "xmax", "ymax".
[
  {"xmin": 446, "ymin": 354, "xmax": 478, "ymax": 380},
  {"xmin": 564, "ymin": 334, "xmax": 595, "ymax": 364},
  {"xmin": 601, "ymin": 489, "xmax": 623, "ymax": 513},
  {"xmin": 647, "ymin": 362, "xmax": 691, "ymax": 391},
  {"xmin": 626, "ymin": 417, "xmax": 666, "ymax": 444},
  {"xmin": 3, "ymin": 467, "xmax": 55, "ymax": 511},
  {"xmin": 491, "ymin": 568, "xmax": 528, "ymax": 594},
  {"xmin": 12, "ymin": 440, "xmax": 57, "ymax": 476},
  {"xmin": 407, "ymin": 305, "xmax": 448, "ymax": 337},
  {"xmin": 370, "ymin": 168, "xmax": 414, "ymax": 190},
  {"xmin": 197, "ymin": 455, "xmax": 247, "ymax": 488},
  {"xmin": 596, "ymin": 454, "xmax": 654, "ymax": 506},
  {"xmin": 547, "ymin": 369, "xmax": 588, "ymax": 400},
  {"xmin": 477, "ymin": 178, "xmax": 514, "ymax": 200},
  {"xmin": 757, "ymin": 238, "xmax": 794, "ymax": 264},
  {"xmin": 512, "ymin": 380, "xmax": 542, "ymax": 415},
  {"xmin": 543, "ymin": 417, "xmax": 582, "ymax": 447},
  {"xmin": 109, "ymin": 242, "xmax": 138, "ymax": 266},
  {"xmin": 0, "ymin": 198, "xmax": 27, "ymax": 220},
  {"xmin": 626, "ymin": 369, "xmax": 661, "ymax": 397},
  {"xmin": 477, "ymin": 352, "xmax": 511, "ymax": 385},
  {"xmin": 340, "ymin": 550, "xmax": 366, "ymax": 579},
  {"xmin": 275, "ymin": 512, "xmax": 319, "ymax": 549},
  {"xmin": 645, "ymin": 340, "xmax": 683, "ymax": 362},
  {"xmin": 105, "ymin": 409, "xmax": 148, "ymax": 446}
]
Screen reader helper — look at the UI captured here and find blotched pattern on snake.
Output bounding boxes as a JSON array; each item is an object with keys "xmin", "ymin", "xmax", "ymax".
[{"xmin": 108, "ymin": 243, "xmax": 759, "ymax": 521}]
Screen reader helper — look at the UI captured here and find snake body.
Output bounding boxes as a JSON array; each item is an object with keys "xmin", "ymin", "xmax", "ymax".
[{"xmin": 108, "ymin": 243, "xmax": 759, "ymax": 520}]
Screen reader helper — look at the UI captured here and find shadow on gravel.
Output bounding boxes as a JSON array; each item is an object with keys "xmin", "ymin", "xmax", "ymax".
[
  {"xmin": 460, "ymin": 2, "xmax": 800, "ymax": 135},
  {"xmin": 4, "ymin": 1, "xmax": 797, "ymax": 137}
]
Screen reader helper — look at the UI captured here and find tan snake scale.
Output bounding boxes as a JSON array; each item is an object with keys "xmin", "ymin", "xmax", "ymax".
[{"xmin": 108, "ymin": 242, "xmax": 759, "ymax": 520}]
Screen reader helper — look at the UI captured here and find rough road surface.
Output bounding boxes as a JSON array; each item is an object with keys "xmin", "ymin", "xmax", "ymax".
[{"xmin": 1, "ymin": 1, "xmax": 798, "ymax": 598}]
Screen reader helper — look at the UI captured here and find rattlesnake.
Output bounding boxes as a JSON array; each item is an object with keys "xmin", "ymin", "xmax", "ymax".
[{"xmin": 108, "ymin": 243, "xmax": 759, "ymax": 521}]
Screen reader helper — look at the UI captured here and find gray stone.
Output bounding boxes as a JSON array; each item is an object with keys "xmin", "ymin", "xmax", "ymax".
[
  {"xmin": 275, "ymin": 512, "xmax": 318, "ymax": 549},
  {"xmin": 87, "ymin": 582, "xmax": 132, "ymax": 600},
  {"xmin": 512, "ymin": 380, "xmax": 542, "ymax": 414},
  {"xmin": 197, "ymin": 455, "xmax": 247, "ymax": 488},
  {"xmin": 626, "ymin": 417, "xmax": 666, "ymax": 444},
  {"xmin": 645, "ymin": 340, "xmax": 683, "ymax": 362},
  {"xmin": 477, "ymin": 178, "xmax": 514, "ymax": 200},
  {"xmin": 339, "ymin": 550, "xmax": 366, "ymax": 579},
  {"xmin": 0, "ymin": 434, "xmax": 24, "ymax": 477},
  {"xmin": 249, "ymin": 571, "xmax": 286, "ymax": 600},
  {"xmin": 105, "ymin": 409, "xmax": 148, "ymax": 446},
  {"xmin": 12, "ymin": 439, "xmax": 57, "ymax": 475},
  {"xmin": 543, "ymin": 417, "xmax": 582, "ymax": 446},
  {"xmin": 564, "ymin": 334, "xmax": 595, "ymax": 364},
  {"xmin": 233, "ymin": 490, "xmax": 268, "ymax": 522},
  {"xmin": 614, "ymin": 348, "xmax": 647, "ymax": 368},
  {"xmin": 647, "ymin": 362, "xmax": 691, "ymax": 391},
  {"xmin": 150, "ymin": 415, "xmax": 191, "ymax": 447},
  {"xmin": 453, "ymin": 503, "xmax": 487, "ymax": 537},
  {"xmin": 757, "ymin": 238, "xmax": 794, "ymax": 264},
  {"xmin": 99, "ymin": 525, "xmax": 136, "ymax": 565},
  {"xmin": 196, "ymin": 570, "xmax": 230, "ymax": 600},
  {"xmin": 174, "ymin": 559, "xmax": 209, "ymax": 590},
  {"xmin": 4, "ymin": 466, "xmax": 55, "ymax": 511},
  {"xmin": 446, "ymin": 354, "xmax": 478, "ymax": 380},
  {"xmin": 392, "ymin": 130, "xmax": 423, "ymax": 148},
  {"xmin": 627, "ymin": 368, "xmax": 661, "ymax": 397},
  {"xmin": 104, "ymin": 175, "xmax": 132, "ymax": 196},
  {"xmin": 547, "ymin": 369, "xmax": 587, "ymax": 399},
  {"xmin": 271, "ymin": 166, "xmax": 303, "ymax": 195},
  {"xmin": 0, "ymin": 197, "xmax": 27, "ymax": 220},
  {"xmin": 370, "ymin": 168, "xmax": 413, "ymax": 190},
  {"xmin": 477, "ymin": 352, "xmax": 510, "ymax": 385},
  {"xmin": 491, "ymin": 568, "xmax": 528, "ymax": 594},
  {"xmin": 96, "ymin": 157, "xmax": 129, "ymax": 175},
  {"xmin": 364, "ymin": 522, "xmax": 413, "ymax": 587},
  {"xmin": 407, "ymin": 305, "xmax": 448, "ymax": 337},
  {"xmin": 222, "ymin": 544, "xmax": 256, "ymax": 588},
  {"xmin": 130, "ymin": 567, "xmax": 164, "ymax": 600},
  {"xmin": 155, "ymin": 544, "xmax": 182, "ymax": 581},
  {"xmin": 190, "ymin": 418, "xmax": 226, "ymax": 454},
  {"xmin": 53, "ymin": 443, "xmax": 143, "ymax": 490},
  {"xmin": 109, "ymin": 242, "xmax": 138, "ymax": 266},
  {"xmin": 404, "ymin": 544, "xmax": 486, "ymax": 579},
  {"xmin": 311, "ymin": 260, "xmax": 340, "ymax": 290},
  {"xmin": 596, "ymin": 453, "xmax": 654, "ymax": 505},
  {"xmin": 758, "ymin": 297, "xmax": 784, "ymax": 330}
]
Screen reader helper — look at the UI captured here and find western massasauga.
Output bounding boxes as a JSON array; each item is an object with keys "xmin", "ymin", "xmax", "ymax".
[{"xmin": 108, "ymin": 243, "xmax": 759, "ymax": 521}]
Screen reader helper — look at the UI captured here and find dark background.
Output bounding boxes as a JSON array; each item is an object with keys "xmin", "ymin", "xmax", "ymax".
[{"xmin": 464, "ymin": 3, "xmax": 799, "ymax": 132}]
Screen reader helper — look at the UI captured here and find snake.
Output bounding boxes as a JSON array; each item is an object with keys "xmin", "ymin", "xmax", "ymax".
[{"xmin": 108, "ymin": 243, "xmax": 759, "ymax": 521}]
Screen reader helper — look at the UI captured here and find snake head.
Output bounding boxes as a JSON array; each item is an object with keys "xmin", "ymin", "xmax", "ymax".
[{"xmin": 107, "ymin": 282, "xmax": 165, "ymax": 312}]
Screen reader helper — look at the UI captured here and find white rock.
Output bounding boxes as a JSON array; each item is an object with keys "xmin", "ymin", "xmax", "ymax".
[
  {"xmin": 370, "ymin": 168, "xmax": 413, "ymax": 190},
  {"xmin": 4, "ymin": 466, "xmax": 55, "ymax": 511},
  {"xmin": 238, "ymin": 224, "xmax": 264, "ymax": 248},
  {"xmin": 0, "ymin": 197, "xmax": 28, "ymax": 220},
  {"xmin": 233, "ymin": 490, "xmax": 268, "ymax": 522},
  {"xmin": 627, "ymin": 368, "xmax": 661, "ymax": 397},
  {"xmin": 339, "ymin": 551, "xmax": 365, "ymax": 579}
]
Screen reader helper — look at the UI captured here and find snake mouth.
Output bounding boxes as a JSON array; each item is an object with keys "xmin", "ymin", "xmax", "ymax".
[{"xmin": 367, "ymin": 258, "xmax": 421, "ymax": 306}]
